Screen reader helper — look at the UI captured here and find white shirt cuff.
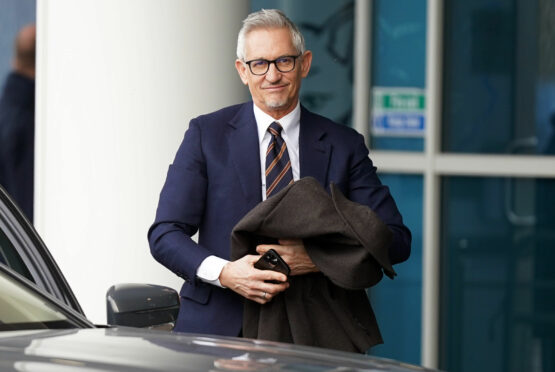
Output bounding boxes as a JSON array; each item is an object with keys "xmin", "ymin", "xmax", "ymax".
[{"xmin": 196, "ymin": 255, "xmax": 229, "ymax": 288}]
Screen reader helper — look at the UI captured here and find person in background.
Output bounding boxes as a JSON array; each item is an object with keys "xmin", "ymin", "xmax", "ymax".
[
  {"xmin": 148, "ymin": 9, "xmax": 410, "ymax": 339},
  {"xmin": 0, "ymin": 24, "xmax": 36, "ymax": 222}
]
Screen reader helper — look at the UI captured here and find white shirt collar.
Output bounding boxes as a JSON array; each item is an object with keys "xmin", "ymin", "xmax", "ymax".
[{"xmin": 253, "ymin": 101, "xmax": 301, "ymax": 144}]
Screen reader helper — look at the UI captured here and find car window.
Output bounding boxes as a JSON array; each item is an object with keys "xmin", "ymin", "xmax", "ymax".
[
  {"xmin": 0, "ymin": 188, "xmax": 84, "ymax": 314},
  {"xmin": 0, "ymin": 227, "xmax": 33, "ymax": 282},
  {"xmin": 0, "ymin": 268, "xmax": 84, "ymax": 331}
]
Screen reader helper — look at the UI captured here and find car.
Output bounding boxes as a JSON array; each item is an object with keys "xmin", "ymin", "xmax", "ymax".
[
  {"xmin": 0, "ymin": 185, "xmax": 440, "ymax": 371},
  {"xmin": 0, "ymin": 184, "xmax": 179, "ymax": 330}
]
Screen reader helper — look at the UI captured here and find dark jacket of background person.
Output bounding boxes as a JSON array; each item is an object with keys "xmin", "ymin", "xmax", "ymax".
[
  {"xmin": 231, "ymin": 177, "xmax": 396, "ymax": 352},
  {"xmin": 0, "ymin": 71, "xmax": 35, "ymax": 221}
]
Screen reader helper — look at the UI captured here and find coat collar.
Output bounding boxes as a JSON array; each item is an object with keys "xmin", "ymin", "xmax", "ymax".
[
  {"xmin": 226, "ymin": 102, "xmax": 331, "ymax": 206},
  {"xmin": 227, "ymin": 102, "xmax": 262, "ymax": 208},
  {"xmin": 299, "ymin": 105, "xmax": 330, "ymax": 188}
]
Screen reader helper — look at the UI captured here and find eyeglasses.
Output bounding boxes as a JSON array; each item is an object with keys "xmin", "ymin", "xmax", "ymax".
[{"xmin": 244, "ymin": 55, "xmax": 301, "ymax": 75}]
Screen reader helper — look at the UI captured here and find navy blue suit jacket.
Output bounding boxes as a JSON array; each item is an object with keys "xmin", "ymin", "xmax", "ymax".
[
  {"xmin": 148, "ymin": 102, "xmax": 411, "ymax": 337},
  {"xmin": 0, "ymin": 72, "xmax": 35, "ymax": 222}
]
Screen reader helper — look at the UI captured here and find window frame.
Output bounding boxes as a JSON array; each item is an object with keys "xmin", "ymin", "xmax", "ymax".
[{"xmin": 0, "ymin": 186, "xmax": 84, "ymax": 315}]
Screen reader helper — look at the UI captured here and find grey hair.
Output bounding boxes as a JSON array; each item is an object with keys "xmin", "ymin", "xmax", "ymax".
[{"xmin": 236, "ymin": 9, "xmax": 306, "ymax": 60}]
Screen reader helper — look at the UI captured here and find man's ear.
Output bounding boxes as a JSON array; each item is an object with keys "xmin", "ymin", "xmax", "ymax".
[
  {"xmin": 300, "ymin": 50, "xmax": 312, "ymax": 78},
  {"xmin": 235, "ymin": 59, "xmax": 249, "ymax": 85}
]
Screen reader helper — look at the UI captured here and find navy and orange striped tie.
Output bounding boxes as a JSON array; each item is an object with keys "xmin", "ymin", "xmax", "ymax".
[{"xmin": 265, "ymin": 121, "xmax": 294, "ymax": 198}]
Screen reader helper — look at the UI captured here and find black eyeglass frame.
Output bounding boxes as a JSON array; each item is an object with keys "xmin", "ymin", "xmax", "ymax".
[{"xmin": 244, "ymin": 55, "xmax": 302, "ymax": 75}]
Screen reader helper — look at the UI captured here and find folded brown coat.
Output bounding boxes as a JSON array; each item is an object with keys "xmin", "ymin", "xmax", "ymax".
[{"xmin": 230, "ymin": 177, "xmax": 395, "ymax": 353}]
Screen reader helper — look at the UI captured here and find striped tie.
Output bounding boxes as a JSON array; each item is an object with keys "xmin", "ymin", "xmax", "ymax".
[{"xmin": 265, "ymin": 121, "xmax": 294, "ymax": 198}]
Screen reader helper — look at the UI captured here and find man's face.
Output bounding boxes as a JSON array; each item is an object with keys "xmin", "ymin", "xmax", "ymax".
[{"xmin": 235, "ymin": 27, "xmax": 312, "ymax": 119}]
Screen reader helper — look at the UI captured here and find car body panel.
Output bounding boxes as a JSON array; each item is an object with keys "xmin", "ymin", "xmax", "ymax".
[{"xmin": 0, "ymin": 328, "xmax": 435, "ymax": 372}]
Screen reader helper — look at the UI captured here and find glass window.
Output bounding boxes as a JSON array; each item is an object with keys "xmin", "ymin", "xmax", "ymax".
[
  {"xmin": 0, "ymin": 192, "xmax": 83, "ymax": 313},
  {"xmin": 0, "ymin": 227, "xmax": 33, "ymax": 282},
  {"xmin": 370, "ymin": 0, "xmax": 427, "ymax": 152},
  {"xmin": 0, "ymin": 268, "xmax": 80, "ymax": 331},
  {"xmin": 440, "ymin": 176, "xmax": 555, "ymax": 372},
  {"xmin": 443, "ymin": 1, "xmax": 555, "ymax": 155},
  {"xmin": 369, "ymin": 174, "xmax": 423, "ymax": 365}
]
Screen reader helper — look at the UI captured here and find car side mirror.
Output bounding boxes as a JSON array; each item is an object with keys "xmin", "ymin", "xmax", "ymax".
[{"xmin": 106, "ymin": 283, "xmax": 179, "ymax": 331}]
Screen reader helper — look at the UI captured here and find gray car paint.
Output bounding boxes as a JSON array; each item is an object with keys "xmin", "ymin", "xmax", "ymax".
[{"xmin": 0, "ymin": 328, "xmax": 436, "ymax": 372}]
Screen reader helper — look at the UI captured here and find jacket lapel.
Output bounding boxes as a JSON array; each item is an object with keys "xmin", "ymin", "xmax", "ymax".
[
  {"xmin": 299, "ymin": 105, "xmax": 330, "ymax": 188},
  {"xmin": 227, "ymin": 102, "xmax": 262, "ymax": 208}
]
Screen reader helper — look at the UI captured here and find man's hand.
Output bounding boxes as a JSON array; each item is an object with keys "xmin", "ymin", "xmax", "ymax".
[
  {"xmin": 219, "ymin": 255, "xmax": 289, "ymax": 304},
  {"xmin": 256, "ymin": 239, "xmax": 319, "ymax": 276}
]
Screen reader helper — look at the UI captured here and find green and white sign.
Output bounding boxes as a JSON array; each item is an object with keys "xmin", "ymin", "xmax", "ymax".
[{"xmin": 372, "ymin": 87, "xmax": 426, "ymax": 137}]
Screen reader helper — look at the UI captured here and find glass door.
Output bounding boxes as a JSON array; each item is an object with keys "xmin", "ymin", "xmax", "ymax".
[
  {"xmin": 370, "ymin": 0, "xmax": 555, "ymax": 370},
  {"xmin": 439, "ymin": 1, "xmax": 555, "ymax": 371}
]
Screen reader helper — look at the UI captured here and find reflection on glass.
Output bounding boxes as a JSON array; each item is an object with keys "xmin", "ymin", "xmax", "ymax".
[
  {"xmin": 440, "ymin": 176, "xmax": 555, "ymax": 372},
  {"xmin": 443, "ymin": 1, "xmax": 555, "ymax": 155},
  {"xmin": 370, "ymin": 0, "xmax": 426, "ymax": 152},
  {"xmin": 369, "ymin": 174, "xmax": 423, "ymax": 365},
  {"xmin": 0, "ymin": 269, "xmax": 77, "ymax": 331},
  {"xmin": 0, "ymin": 228, "xmax": 33, "ymax": 281}
]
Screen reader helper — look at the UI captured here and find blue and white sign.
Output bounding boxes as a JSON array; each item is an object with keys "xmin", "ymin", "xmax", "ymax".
[{"xmin": 371, "ymin": 87, "xmax": 426, "ymax": 137}]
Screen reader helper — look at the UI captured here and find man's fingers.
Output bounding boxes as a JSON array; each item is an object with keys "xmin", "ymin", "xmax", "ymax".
[
  {"xmin": 249, "ymin": 284, "xmax": 287, "ymax": 304},
  {"xmin": 219, "ymin": 254, "xmax": 290, "ymax": 302},
  {"xmin": 278, "ymin": 238, "xmax": 301, "ymax": 245},
  {"xmin": 247, "ymin": 273, "xmax": 289, "ymax": 295},
  {"xmin": 257, "ymin": 268, "xmax": 288, "ymax": 283},
  {"xmin": 245, "ymin": 254, "xmax": 261, "ymax": 264},
  {"xmin": 243, "ymin": 284, "xmax": 284, "ymax": 304},
  {"xmin": 256, "ymin": 244, "xmax": 289, "ymax": 258},
  {"xmin": 246, "ymin": 253, "xmax": 288, "ymax": 281},
  {"xmin": 257, "ymin": 240, "xmax": 302, "ymax": 256},
  {"xmin": 251, "ymin": 295, "xmax": 268, "ymax": 305},
  {"xmin": 255, "ymin": 245, "xmax": 270, "ymax": 255}
]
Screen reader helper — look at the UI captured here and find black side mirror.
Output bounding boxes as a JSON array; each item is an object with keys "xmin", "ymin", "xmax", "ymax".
[{"xmin": 106, "ymin": 283, "xmax": 179, "ymax": 330}]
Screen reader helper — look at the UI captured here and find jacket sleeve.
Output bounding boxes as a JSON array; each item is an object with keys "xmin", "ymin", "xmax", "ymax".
[
  {"xmin": 147, "ymin": 119, "xmax": 212, "ymax": 284},
  {"xmin": 347, "ymin": 133, "xmax": 412, "ymax": 265}
]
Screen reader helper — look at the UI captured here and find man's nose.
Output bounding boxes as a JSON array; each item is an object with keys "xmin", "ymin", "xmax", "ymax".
[{"xmin": 265, "ymin": 62, "xmax": 282, "ymax": 82}]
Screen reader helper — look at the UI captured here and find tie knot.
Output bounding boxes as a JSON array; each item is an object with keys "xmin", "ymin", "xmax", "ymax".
[{"xmin": 268, "ymin": 121, "xmax": 283, "ymax": 137}]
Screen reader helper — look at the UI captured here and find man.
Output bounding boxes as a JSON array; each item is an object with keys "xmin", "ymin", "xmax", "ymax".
[
  {"xmin": 148, "ymin": 9, "xmax": 411, "ymax": 337},
  {"xmin": 0, "ymin": 24, "xmax": 36, "ymax": 222}
]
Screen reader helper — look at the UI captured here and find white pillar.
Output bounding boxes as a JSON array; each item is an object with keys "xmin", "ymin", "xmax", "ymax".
[
  {"xmin": 422, "ymin": 0, "xmax": 443, "ymax": 368},
  {"xmin": 35, "ymin": 0, "xmax": 249, "ymax": 323},
  {"xmin": 353, "ymin": 0, "xmax": 372, "ymax": 141}
]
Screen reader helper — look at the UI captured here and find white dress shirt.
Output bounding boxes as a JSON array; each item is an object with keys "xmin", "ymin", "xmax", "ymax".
[
  {"xmin": 195, "ymin": 102, "xmax": 301, "ymax": 287},
  {"xmin": 255, "ymin": 101, "xmax": 301, "ymax": 199}
]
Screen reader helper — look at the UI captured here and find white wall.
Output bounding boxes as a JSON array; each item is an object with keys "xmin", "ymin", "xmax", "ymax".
[{"xmin": 35, "ymin": 0, "xmax": 249, "ymax": 323}]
